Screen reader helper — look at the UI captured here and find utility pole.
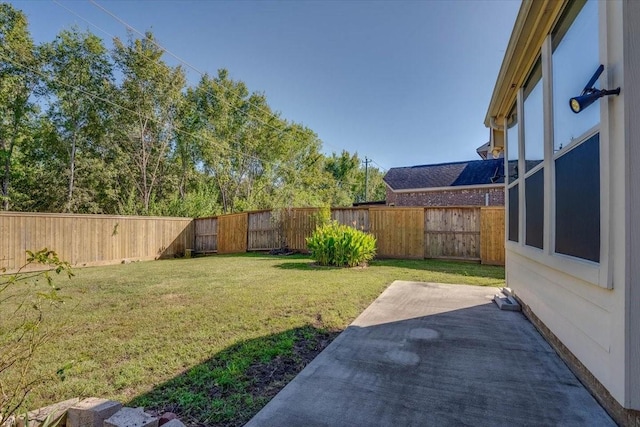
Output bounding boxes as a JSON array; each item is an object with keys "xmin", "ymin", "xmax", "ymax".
[{"xmin": 363, "ymin": 157, "xmax": 371, "ymax": 202}]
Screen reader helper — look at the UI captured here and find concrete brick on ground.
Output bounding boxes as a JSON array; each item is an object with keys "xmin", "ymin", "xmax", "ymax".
[
  {"xmin": 160, "ymin": 420, "xmax": 185, "ymax": 427},
  {"xmin": 16, "ymin": 398, "xmax": 80, "ymax": 427},
  {"xmin": 104, "ymin": 408, "xmax": 158, "ymax": 427},
  {"xmin": 66, "ymin": 398, "xmax": 121, "ymax": 427}
]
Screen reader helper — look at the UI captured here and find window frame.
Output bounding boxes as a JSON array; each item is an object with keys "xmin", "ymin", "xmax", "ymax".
[{"xmin": 504, "ymin": 0, "xmax": 612, "ymax": 289}]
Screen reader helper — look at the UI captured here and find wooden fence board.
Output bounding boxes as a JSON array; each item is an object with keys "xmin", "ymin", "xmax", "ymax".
[
  {"xmin": 370, "ymin": 208, "xmax": 424, "ymax": 259},
  {"xmin": 480, "ymin": 207, "xmax": 505, "ymax": 265},
  {"xmin": 248, "ymin": 211, "xmax": 280, "ymax": 250},
  {"xmin": 332, "ymin": 208, "xmax": 370, "ymax": 232},
  {"xmin": 285, "ymin": 208, "xmax": 319, "ymax": 251},
  {"xmin": 194, "ymin": 217, "xmax": 218, "ymax": 253},
  {"xmin": 0, "ymin": 212, "xmax": 194, "ymax": 273},
  {"xmin": 218, "ymin": 213, "xmax": 248, "ymax": 254},
  {"xmin": 424, "ymin": 207, "xmax": 481, "ymax": 260}
]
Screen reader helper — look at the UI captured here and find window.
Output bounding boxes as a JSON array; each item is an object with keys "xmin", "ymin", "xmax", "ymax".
[
  {"xmin": 552, "ymin": 0, "xmax": 600, "ymax": 153},
  {"xmin": 552, "ymin": 0, "xmax": 600, "ymax": 263},
  {"xmin": 506, "ymin": 103, "xmax": 519, "ymax": 243},
  {"xmin": 522, "ymin": 60, "xmax": 544, "ymax": 249},
  {"xmin": 508, "ymin": 185, "xmax": 519, "ymax": 243},
  {"xmin": 555, "ymin": 134, "xmax": 600, "ymax": 262},
  {"xmin": 523, "ymin": 62, "xmax": 544, "ymax": 173},
  {"xmin": 525, "ymin": 169, "xmax": 544, "ymax": 249},
  {"xmin": 506, "ymin": 106, "xmax": 519, "ymax": 184},
  {"xmin": 506, "ymin": 0, "xmax": 602, "ymax": 270}
]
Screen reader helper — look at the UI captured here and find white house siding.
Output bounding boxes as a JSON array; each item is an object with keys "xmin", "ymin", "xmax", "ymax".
[{"xmin": 507, "ymin": 249, "xmax": 626, "ymax": 404}]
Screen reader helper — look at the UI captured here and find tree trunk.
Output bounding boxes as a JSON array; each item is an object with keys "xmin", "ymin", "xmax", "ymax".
[
  {"xmin": 1, "ymin": 133, "xmax": 17, "ymax": 211},
  {"xmin": 65, "ymin": 135, "xmax": 77, "ymax": 213},
  {"xmin": 2, "ymin": 145, "xmax": 11, "ymax": 211}
]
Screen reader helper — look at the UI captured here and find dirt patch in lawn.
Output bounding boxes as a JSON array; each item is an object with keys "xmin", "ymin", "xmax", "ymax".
[
  {"xmin": 138, "ymin": 327, "xmax": 340, "ymax": 427},
  {"xmin": 243, "ymin": 329, "xmax": 338, "ymax": 403}
]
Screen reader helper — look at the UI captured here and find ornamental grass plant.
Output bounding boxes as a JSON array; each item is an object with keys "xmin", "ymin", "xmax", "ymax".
[{"xmin": 306, "ymin": 221, "xmax": 376, "ymax": 267}]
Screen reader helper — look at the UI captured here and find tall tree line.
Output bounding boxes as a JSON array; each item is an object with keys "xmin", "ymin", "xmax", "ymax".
[{"xmin": 0, "ymin": 4, "xmax": 386, "ymax": 217}]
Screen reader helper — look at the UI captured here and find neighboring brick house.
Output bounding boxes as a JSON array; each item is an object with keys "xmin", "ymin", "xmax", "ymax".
[{"xmin": 383, "ymin": 158, "xmax": 506, "ymax": 207}]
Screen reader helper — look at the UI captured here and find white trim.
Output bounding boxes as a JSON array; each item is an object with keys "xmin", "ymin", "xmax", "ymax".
[
  {"xmin": 504, "ymin": 115, "xmax": 513, "ymax": 246},
  {"xmin": 387, "ymin": 183, "xmax": 504, "ymax": 194},
  {"xmin": 523, "ymin": 161, "xmax": 544, "ymax": 180},
  {"xmin": 552, "ymin": 125, "xmax": 600, "ymax": 160},
  {"xmin": 508, "ymin": 242, "xmax": 600, "ymax": 287},
  {"xmin": 517, "ymin": 88, "xmax": 526, "ymax": 245},
  {"xmin": 542, "ymin": 35, "xmax": 554, "ymax": 256},
  {"xmin": 598, "ymin": 0, "xmax": 612, "ymax": 290}
]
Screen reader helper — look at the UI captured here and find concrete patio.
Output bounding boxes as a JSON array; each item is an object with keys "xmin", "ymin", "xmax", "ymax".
[{"xmin": 246, "ymin": 281, "xmax": 615, "ymax": 427}]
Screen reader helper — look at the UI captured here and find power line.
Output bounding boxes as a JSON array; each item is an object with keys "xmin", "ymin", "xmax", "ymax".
[
  {"xmin": 52, "ymin": 0, "xmax": 113, "ymax": 42},
  {"xmin": 84, "ymin": 0, "xmax": 386, "ymax": 167},
  {"xmin": 87, "ymin": 0, "xmax": 290, "ymax": 138},
  {"xmin": 51, "ymin": 0, "xmax": 342, "ymax": 201},
  {"xmin": 1, "ymin": 51, "xmax": 289, "ymax": 176},
  {"xmin": 1, "ymin": 51, "xmax": 360, "ymax": 201},
  {"xmin": 53, "ymin": 0, "xmax": 288, "ymax": 142},
  {"xmin": 370, "ymin": 159, "xmax": 388, "ymax": 172}
]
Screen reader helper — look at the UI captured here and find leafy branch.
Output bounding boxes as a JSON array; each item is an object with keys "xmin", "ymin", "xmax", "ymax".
[{"xmin": 0, "ymin": 249, "xmax": 73, "ymax": 425}]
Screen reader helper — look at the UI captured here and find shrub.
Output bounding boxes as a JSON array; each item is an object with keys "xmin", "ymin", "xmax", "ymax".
[
  {"xmin": 0, "ymin": 249, "xmax": 73, "ymax": 424},
  {"xmin": 306, "ymin": 221, "xmax": 376, "ymax": 267}
]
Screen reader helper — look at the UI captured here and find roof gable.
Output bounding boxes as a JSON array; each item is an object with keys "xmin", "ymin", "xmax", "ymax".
[{"xmin": 384, "ymin": 159, "xmax": 505, "ymax": 191}]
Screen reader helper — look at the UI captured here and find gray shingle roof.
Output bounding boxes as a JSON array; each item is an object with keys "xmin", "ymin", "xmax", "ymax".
[{"xmin": 383, "ymin": 159, "xmax": 505, "ymax": 191}]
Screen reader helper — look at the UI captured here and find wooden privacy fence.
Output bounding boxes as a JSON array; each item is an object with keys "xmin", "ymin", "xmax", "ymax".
[
  {"xmin": 0, "ymin": 212, "xmax": 194, "ymax": 273},
  {"xmin": 192, "ymin": 206, "xmax": 505, "ymax": 265},
  {"xmin": 1, "ymin": 207, "xmax": 504, "ymax": 273}
]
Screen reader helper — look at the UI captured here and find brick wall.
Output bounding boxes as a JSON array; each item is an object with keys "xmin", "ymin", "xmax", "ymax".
[{"xmin": 386, "ymin": 186, "xmax": 504, "ymax": 207}]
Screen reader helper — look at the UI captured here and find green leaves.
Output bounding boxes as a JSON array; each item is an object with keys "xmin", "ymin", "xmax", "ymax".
[
  {"xmin": 1, "ymin": 6, "xmax": 388, "ymax": 215},
  {"xmin": 306, "ymin": 221, "xmax": 377, "ymax": 267},
  {"xmin": 0, "ymin": 248, "xmax": 72, "ymax": 423}
]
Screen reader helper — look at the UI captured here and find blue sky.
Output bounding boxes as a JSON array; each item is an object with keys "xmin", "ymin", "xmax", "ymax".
[{"xmin": 11, "ymin": 0, "xmax": 520, "ymax": 170}]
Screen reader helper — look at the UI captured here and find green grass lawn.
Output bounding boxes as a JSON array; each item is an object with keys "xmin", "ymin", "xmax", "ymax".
[{"xmin": 3, "ymin": 253, "xmax": 504, "ymax": 426}]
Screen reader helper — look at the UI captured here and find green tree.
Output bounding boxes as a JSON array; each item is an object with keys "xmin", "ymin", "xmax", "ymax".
[
  {"xmin": 353, "ymin": 163, "xmax": 387, "ymax": 203},
  {"xmin": 324, "ymin": 151, "xmax": 361, "ymax": 206},
  {"xmin": 40, "ymin": 28, "xmax": 115, "ymax": 213},
  {"xmin": 0, "ymin": 4, "xmax": 38, "ymax": 211},
  {"xmin": 113, "ymin": 31, "xmax": 185, "ymax": 214},
  {"xmin": 185, "ymin": 70, "xmax": 290, "ymax": 213},
  {"xmin": 270, "ymin": 123, "xmax": 335, "ymax": 208}
]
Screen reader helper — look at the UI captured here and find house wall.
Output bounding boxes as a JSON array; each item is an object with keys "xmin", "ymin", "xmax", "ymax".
[
  {"xmin": 504, "ymin": 0, "xmax": 639, "ymax": 418},
  {"xmin": 386, "ymin": 186, "xmax": 504, "ymax": 207},
  {"xmin": 623, "ymin": 0, "xmax": 640, "ymax": 411}
]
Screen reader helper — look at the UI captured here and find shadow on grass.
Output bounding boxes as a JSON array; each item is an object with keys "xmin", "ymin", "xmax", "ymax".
[
  {"xmin": 129, "ymin": 325, "xmax": 339, "ymax": 427},
  {"xmin": 271, "ymin": 257, "xmax": 505, "ymax": 281},
  {"xmin": 369, "ymin": 258, "xmax": 505, "ymax": 281},
  {"xmin": 273, "ymin": 261, "xmax": 345, "ymax": 271}
]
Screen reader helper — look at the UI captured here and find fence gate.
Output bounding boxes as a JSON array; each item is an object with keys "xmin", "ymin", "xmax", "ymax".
[
  {"xmin": 369, "ymin": 208, "xmax": 424, "ymax": 259},
  {"xmin": 248, "ymin": 210, "xmax": 280, "ymax": 251},
  {"xmin": 424, "ymin": 207, "xmax": 481, "ymax": 260},
  {"xmin": 194, "ymin": 217, "xmax": 218, "ymax": 253},
  {"xmin": 218, "ymin": 213, "xmax": 248, "ymax": 254}
]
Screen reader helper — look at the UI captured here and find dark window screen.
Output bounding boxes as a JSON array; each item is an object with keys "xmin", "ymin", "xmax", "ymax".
[
  {"xmin": 555, "ymin": 133, "xmax": 600, "ymax": 262},
  {"xmin": 526, "ymin": 168, "xmax": 544, "ymax": 249},
  {"xmin": 508, "ymin": 185, "xmax": 519, "ymax": 242}
]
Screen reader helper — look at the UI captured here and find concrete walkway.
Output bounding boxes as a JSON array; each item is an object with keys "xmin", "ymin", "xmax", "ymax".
[{"xmin": 246, "ymin": 281, "xmax": 615, "ymax": 427}]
